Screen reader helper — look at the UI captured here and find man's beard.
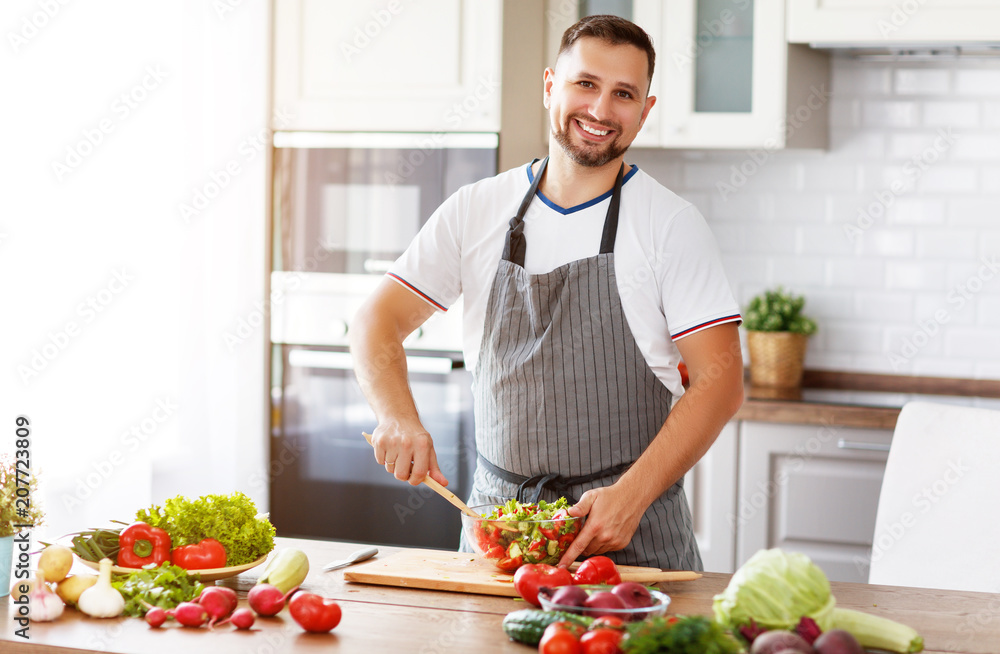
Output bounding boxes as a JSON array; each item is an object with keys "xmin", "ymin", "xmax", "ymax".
[{"xmin": 552, "ymin": 114, "xmax": 628, "ymax": 168}]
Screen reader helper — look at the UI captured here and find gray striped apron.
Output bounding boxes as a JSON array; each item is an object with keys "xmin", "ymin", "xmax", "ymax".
[{"xmin": 461, "ymin": 157, "xmax": 702, "ymax": 571}]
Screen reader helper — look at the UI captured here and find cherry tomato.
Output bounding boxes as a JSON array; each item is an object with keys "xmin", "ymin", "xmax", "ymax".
[
  {"xmin": 590, "ymin": 616, "xmax": 625, "ymax": 630},
  {"xmin": 572, "ymin": 556, "xmax": 621, "ymax": 585},
  {"xmin": 288, "ymin": 591, "xmax": 342, "ymax": 633},
  {"xmin": 514, "ymin": 563, "xmax": 574, "ymax": 607},
  {"xmin": 539, "ymin": 622, "xmax": 583, "ymax": 654},
  {"xmin": 580, "ymin": 628, "xmax": 623, "ymax": 654}
]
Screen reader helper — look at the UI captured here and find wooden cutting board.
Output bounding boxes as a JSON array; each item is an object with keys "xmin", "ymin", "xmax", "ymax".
[{"xmin": 341, "ymin": 548, "xmax": 701, "ymax": 597}]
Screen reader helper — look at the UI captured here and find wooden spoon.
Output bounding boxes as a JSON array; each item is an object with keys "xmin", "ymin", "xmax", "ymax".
[{"xmin": 362, "ymin": 432, "xmax": 480, "ymax": 518}]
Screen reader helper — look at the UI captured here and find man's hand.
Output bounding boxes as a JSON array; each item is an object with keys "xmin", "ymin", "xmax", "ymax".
[
  {"xmin": 371, "ymin": 422, "xmax": 448, "ymax": 487},
  {"xmin": 556, "ymin": 482, "xmax": 644, "ymax": 567}
]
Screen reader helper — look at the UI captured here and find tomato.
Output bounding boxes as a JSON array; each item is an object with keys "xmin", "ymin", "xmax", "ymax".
[
  {"xmin": 539, "ymin": 508, "xmax": 570, "ymax": 539},
  {"xmin": 539, "ymin": 622, "xmax": 583, "ymax": 654},
  {"xmin": 288, "ymin": 592, "xmax": 342, "ymax": 633},
  {"xmin": 590, "ymin": 616, "xmax": 625, "ymax": 630},
  {"xmin": 572, "ymin": 556, "xmax": 621, "ymax": 585},
  {"xmin": 496, "ymin": 555, "xmax": 523, "ymax": 572},
  {"xmin": 513, "ymin": 563, "xmax": 574, "ymax": 607},
  {"xmin": 580, "ymin": 628, "xmax": 623, "ymax": 654}
]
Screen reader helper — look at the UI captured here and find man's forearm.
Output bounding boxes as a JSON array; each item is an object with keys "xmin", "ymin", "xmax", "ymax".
[{"xmin": 350, "ymin": 315, "xmax": 422, "ymax": 429}]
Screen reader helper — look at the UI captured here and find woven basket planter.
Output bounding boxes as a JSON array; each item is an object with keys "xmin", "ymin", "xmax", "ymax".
[{"xmin": 747, "ymin": 331, "xmax": 808, "ymax": 388}]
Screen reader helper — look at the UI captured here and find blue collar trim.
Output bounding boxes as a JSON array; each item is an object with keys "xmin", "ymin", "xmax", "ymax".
[{"xmin": 525, "ymin": 162, "xmax": 639, "ymax": 215}]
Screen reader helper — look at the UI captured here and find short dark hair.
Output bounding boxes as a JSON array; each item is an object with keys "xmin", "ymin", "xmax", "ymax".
[{"xmin": 559, "ymin": 15, "xmax": 656, "ymax": 91}]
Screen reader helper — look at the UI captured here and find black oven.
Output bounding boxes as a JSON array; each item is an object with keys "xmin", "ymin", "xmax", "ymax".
[
  {"xmin": 269, "ymin": 345, "xmax": 475, "ymax": 549},
  {"xmin": 268, "ymin": 132, "xmax": 495, "ymax": 549}
]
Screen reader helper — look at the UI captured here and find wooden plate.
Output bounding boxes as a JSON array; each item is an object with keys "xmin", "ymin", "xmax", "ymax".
[{"xmin": 78, "ymin": 553, "xmax": 269, "ymax": 582}]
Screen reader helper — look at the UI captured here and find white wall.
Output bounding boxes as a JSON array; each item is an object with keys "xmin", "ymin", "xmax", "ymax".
[
  {"xmin": 1, "ymin": 1, "xmax": 270, "ymax": 543},
  {"xmin": 631, "ymin": 56, "xmax": 1000, "ymax": 380}
]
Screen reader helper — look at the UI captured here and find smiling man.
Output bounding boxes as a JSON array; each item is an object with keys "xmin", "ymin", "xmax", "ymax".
[{"xmin": 351, "ymin": 15, "xmax": 744, "ymax": 571}]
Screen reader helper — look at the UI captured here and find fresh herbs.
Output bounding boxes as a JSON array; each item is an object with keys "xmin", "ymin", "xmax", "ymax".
[
  {"xmin": 623, "ymin": 615, "xmax": 744, "ymax": 654},
  {"xmin": 112, "ymin": 563, "xmax": 205, "ymax": 617},
  {"xmin": 743, "ymin": 287, "xmax": 818, "ymax": 335},
  {"xmin": 136, "ymin": 492, "xmax": 275, "ymax": 566}
]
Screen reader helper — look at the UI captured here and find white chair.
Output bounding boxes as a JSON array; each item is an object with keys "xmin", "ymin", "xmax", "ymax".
[{"xmin": 868, "ymin": 400, "xmax": 1000, "ymax": 592}]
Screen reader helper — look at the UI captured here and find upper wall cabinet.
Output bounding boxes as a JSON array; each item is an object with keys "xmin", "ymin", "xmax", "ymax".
[
  {"xmin": 788, "ymin": 0, "xmax": 1000, "ymax": 44},
  {"xmin": 272, "ymin": 0, "xmax": 502, "ymax": 132},
  {"xmin": 546, "ymin": 0, "xmax": 829, "ymax": 149}
]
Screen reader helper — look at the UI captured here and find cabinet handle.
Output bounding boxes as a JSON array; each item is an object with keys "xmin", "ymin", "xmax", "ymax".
[{"xmin": 836, "ymin": 438, "xmax": 890, "ymax": 452}]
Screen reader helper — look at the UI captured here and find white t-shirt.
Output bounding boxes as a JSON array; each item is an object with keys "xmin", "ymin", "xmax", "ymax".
[{"xmin": 389, "ymin": 162, "xmax": 741, "ymax": 397}]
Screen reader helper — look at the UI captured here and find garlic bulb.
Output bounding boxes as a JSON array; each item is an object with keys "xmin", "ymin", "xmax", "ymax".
[
  {"xmin": 77, "ymin": 558, "xmax": 125, "ymax": 618},
  {"xmin": 28, "ymin": 571, "xmax": 65, "ymax": 622}
]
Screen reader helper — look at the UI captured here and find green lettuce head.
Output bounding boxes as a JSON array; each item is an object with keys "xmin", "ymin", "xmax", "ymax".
[{"xmin": 713, "ymin": 548, "xmax": 836, "ymax": 631}]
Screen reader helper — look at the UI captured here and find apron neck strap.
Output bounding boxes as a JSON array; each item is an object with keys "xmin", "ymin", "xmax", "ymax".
[
  {"xmin": 503, "ymin": 157, "xmax": 626, "ymax": 267},
  {"xmin": 502, "ymin": 157, "xmax": 547, "ymax": 266}
]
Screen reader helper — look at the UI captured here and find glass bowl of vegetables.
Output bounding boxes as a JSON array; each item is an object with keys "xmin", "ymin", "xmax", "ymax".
[
  {"xmin": 462, "ymin": 498, "xmax": 584, "ymax": 573},
  {"xmin": 538, "ymin": 583, "xmax": 671, "ymax": 622}
]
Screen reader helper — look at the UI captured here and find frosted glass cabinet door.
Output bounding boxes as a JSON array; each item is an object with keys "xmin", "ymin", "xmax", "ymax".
[
  {"xmin": 660, "ymin": 0, "xmax": 790, "ymax": 148},
  {"xmin": 273, "ymin": 0, "xmax": 502, "ymax": 132}
]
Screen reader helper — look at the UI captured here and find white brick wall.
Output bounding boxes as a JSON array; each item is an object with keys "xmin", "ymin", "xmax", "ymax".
[{"xmin": 630, "ymin": 57, "xmax": 1000, "ymax": 379}]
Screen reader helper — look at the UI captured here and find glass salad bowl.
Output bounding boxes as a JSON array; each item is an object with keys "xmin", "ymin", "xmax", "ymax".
[
  {"xmin": 461, "ymin": 500, "xmax": 584, "ymax": 573},
  {"xmin": 538, "ymin": 584, "xmax": 671, "ymax": 622}
]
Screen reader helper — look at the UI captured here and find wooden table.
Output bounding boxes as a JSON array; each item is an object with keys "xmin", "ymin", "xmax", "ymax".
[{"xmin": 2, "ymin": 537, "xmax": 997, "ymax": 653}]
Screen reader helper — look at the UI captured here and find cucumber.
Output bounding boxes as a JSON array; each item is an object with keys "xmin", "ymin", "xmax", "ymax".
[{"xmin": 502, "ymin": 609, "xmax": 594, "ymax": 645}]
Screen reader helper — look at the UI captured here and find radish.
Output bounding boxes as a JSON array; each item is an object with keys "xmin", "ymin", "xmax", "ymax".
[
  {"xmin": 145, "ymin": 607, "xmax": 168, "ymax": 628},
  {"xmin": 170, "ymin": 601, "xmax": 208, "ymax": 628},
  {"xmin": 216, "ymin": 607, "xmax": 256, "ymax": 630},
  {"xmin": 198, "ymin": 587, "xmax": 238, "ymax": 627},
  {"xmin": 248, "ymin": 583, "xmax": 298, "ymax": 617}
]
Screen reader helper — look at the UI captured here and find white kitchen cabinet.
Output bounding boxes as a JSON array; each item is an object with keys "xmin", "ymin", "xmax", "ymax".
[
  {"xmin": 545, "ymin": 0, "xmax": 829, "ymax": 149},
  {"xmin": 272, "ymin": 0, "xmax": 502, "ymax": 132},
  {"xmin": 684, "ymin": 421, "xmax": 738, "ymax": 573},
  {"xmin": 787, "ymin": 0, "xmax": 1000, "ymax": 45},
  {"xmin": 736, "ymin": 421, "xmax": 892, "ymax": 583}
]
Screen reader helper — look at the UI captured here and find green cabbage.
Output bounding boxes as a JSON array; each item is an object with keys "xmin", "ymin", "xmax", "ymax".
[
  {"xmin": 713, "ymin": 549, "xmax": 836, "ymax": 630},
  {"xmin": 713, "ymin": 548, "xmax": 923, "ymax": 653}
]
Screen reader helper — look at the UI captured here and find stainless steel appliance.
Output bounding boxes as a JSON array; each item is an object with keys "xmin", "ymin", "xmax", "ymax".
[{"xmin": 268, "ymin": 133, "xmax": 496, "ymax": 549}]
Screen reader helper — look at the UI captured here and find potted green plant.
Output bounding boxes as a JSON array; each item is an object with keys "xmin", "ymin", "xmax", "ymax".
[
  {"xmin": 743, "ymin": 287, "xmax": 818, "ymax": 388},
  {"xmin": 1, "ymin": 454, "xmax": 44, "ymax": 597}
]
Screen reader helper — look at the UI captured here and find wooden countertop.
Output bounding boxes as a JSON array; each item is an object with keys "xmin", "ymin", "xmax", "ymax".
[
  {"xmin": 2, "ymin": 537, "xmax": 997, "ymax": 653},
  {"xmin": 736, "ymin": 370, "xmax": 1000, "ymax": 430}
]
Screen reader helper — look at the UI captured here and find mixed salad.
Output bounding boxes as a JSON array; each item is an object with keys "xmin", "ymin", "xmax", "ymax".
[{"xmin": 473, "ymin": 498, "xmax": 582, "ymax": 572}]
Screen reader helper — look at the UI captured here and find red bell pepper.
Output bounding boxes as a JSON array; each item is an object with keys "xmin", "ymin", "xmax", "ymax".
[
  {"xmin": 171, "ymin": 538, "xmax": 227, "ymax": 570},
  {"xmin": 118, "ymin": 522, "xmax": 172, "ymax": 568}
]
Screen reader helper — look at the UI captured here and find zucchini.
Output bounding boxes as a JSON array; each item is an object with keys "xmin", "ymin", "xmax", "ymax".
[{"xmin": 502, "ymin": 609, "xmax": 594, "ymax": 645}]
